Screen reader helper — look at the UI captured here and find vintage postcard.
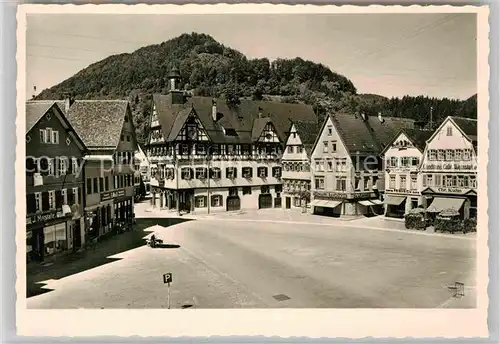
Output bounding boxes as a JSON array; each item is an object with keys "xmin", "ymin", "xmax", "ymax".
[{"xmin": 16, "ymin": 3, "xmax": 490, "ymax": 338}]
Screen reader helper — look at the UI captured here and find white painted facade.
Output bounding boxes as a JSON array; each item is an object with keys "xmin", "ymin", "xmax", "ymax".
[
  {"xmin": 419, "ymin": 117, "xmax": 477, "ymax": 219},
  {"xmin": 383, "ymin": 132, "xmax": 425, "ymax": 217},
  {"xmin": 282, "ymin": 124, "xmax": 312, "ymax": 209}
]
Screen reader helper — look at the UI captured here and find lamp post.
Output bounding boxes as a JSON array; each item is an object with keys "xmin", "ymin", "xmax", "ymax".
[{"xmin": 207, "ymin": 144, "xmax": 212, "ymax": 215}]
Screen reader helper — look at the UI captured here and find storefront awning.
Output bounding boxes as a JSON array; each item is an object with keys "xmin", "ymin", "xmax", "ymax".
[
  {"xmin": 83, "ymin": 155, "xmax": 114, "ymax": 162},
  {"xmin": 427, "ymin": 197, "xmax": 465, "ymax": 213},
  {"xmin": 358, "ymin": 200, "xmax": 374, "ymax": 206},
  {"xmin": 384, "ymin": 196, "xmax": 407, "ymax": 206},
  {"xmin": 370, "ymin": 199, "xmax": 383, "ymax": 205},
  {"xmin": 311, "ymin": 200, "xmax": 342, "ymax": 208}
]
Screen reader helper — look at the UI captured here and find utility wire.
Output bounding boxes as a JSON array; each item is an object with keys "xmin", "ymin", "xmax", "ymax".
[{"xmin": 336, "ymin": 14, "xmax": 461, "ymax": 70}]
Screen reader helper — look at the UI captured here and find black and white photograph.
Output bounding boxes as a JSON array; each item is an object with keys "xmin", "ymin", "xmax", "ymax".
[{"xmin": 16, "ymin": 4, "xmax": 489, "ymax": 338}]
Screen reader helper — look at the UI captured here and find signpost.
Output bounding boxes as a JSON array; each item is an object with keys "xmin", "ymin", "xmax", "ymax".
[{"xmin": 163, "ymin": 273, "xmax": 173, "ymax": 309}]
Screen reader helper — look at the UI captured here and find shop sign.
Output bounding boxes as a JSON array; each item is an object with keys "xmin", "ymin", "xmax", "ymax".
[
  {"xmin": 385, "ymin": 189, "xmax": 420, "ymax": 195},
  {"xmin": 423, "ymin": 163, "xmax": 477, "ymax": 171},
  {"xmin": 313, "ymin": 191, "xmax": 373, "ymax": 200},
  {"xmin": 26, "ymin": 210, "xmax": 67, "ymax": 226},
  {"xmin": 435, "ymin": 187, "xmax": 470, "ymax": 194},
  {"xmin": 101, "ymin": 189, "xmax": 126, "ymax": 202}
]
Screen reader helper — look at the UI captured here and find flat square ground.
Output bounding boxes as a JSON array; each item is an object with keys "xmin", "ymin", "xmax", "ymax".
[{"xmin": 27, "ymin": 204, "xmax": 476, "ymax": 309}]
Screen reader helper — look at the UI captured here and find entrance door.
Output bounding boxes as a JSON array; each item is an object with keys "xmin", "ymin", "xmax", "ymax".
[
  {"xmin": 73, "ymin": 220, "xmax": 82, "ymax": 250},
  {"xmin": 259, "ymin": 194, "xmax": 273, "ymax": 209},
  {"xmin": 226, "ymin": 196, "xmax": 241, "ymax": 211},
  {"xmin": 285, "ymin": 197, "xmax": 291, "ymax": 209},
  {"xmin": 274, "ymin": 197, "xmax": 282, "ymax": 208}
]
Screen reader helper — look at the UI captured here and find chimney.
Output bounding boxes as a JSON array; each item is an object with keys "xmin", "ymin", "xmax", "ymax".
[
  {"xmin": 258, "ymin": 106, "xmax": 263, "ymax": 118},
  {"xmin": 378, "ymin": 112, "xmax": 384, "ymax": 123},
  {"xmin": 64, "ymin": 92, "xmax": 74, "ymax": 113},
  {"xmin": 212, "ymin": 99, "xmax": 217, "ymax": 121}
]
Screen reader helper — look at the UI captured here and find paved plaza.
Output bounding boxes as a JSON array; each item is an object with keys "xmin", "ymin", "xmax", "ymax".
[{"xmin": 27, "ymin": 202, "xmax": 476, "ymax": 309}]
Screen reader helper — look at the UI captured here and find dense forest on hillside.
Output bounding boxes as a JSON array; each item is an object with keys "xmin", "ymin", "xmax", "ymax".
[{"xmin": 35, "ymin": 33, "xmax": 477, "ymax": 145}]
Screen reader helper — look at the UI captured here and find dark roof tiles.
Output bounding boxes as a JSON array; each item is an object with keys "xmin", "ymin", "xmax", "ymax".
[
  {"xmin": 452, "ymin": 117, "xmax": 477, "ymax": 140},
  {"xmin": 153, "ymin": 94, "xmax": 317, "ymax": 144},
  {"xmin": 26, "ymin": 101, "xmax": 56, "ymax": 133}
]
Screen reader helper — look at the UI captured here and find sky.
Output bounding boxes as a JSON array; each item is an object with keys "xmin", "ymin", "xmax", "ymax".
[{"xmin": 25, "ymin": 13, "xmax": 477, "ymax": 100}]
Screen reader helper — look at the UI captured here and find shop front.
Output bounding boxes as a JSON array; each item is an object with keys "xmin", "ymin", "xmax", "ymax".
[
  {"xmin": 110, "ymin": 188, "xmax": 133, "ymax": 223},
  {"xmin": 421, "ymin": 187, "xmax": 476, "ymax": 220},
  {"xmin": 26, "ymin": 210, "xmax": 74, "ymax": 263}
]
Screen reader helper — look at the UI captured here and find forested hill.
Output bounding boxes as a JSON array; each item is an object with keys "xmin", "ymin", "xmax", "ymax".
[{"xmin": 34, "ymin": 32, "xmax": 477, "ymax": 145}]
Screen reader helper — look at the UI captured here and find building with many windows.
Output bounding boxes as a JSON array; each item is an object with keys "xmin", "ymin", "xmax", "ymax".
[
  {"xmin": 146, "ymin": 68, "xmax": 317, "ymax": 214},
  {"xmin": 381, "ymin": 129, "xmax": 433, "ymax": 218},
  {"xmin": 281, "ymin": 120, "xmax": 320, "ymax": 210},
  {"xmin": 25, "ymin": 101, "xmax": 86, "ymax": 263},
  {"xmin": 419, "ymin": 116, "xmax": 478, "ymax": 219},
  {"xmin": 63, "ymin": 99, "xmax": 139, "ymax": 238},
  {"xmin": 310, "ymin": 112, "xmax": 414, "ymax": 217}
]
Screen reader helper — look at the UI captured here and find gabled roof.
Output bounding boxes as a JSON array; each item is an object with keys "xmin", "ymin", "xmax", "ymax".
[
  {"xmin": 452, "ymin": 117, "xmax": 478, "ymax": 142},
  {"xmin": 381, "ymin": 128, "xmax": 434, "ymax": 155},
  {"xmin": 64, "ymin": 100, "xmax": 129, "ymax": 150},
  {"xmin": 26, "ymin": 101, "xmax": 56, "ymax": 134},
  {"xmin": 313, "ymin": 113, "xmax": 415, "ymax": 155},
  {"xmin": 291, "ymin": 120, "xmax": 321, "ymax": 155},
  {"xmin": 25, "ymin": 100, "xmax": 87, "ymax": 151},
  {"xmin": 152, "ymin": 94, "xmax": 317, "ymax": 144},
  {"xmin": 251, "ymin": 117, "xmax": 273, "ymax": 141}
]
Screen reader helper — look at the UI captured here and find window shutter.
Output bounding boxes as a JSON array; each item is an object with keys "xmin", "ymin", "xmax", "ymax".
[
  {"xmin": 42, "ymin": 192, "xmax": 49, "ymax": 211},
  {"xmin": 27, "ymin": 194, "xmax": 36, "ymax": 214},
  {"xmin": 55, "ymin": 190, "xmax": 62, "ymax": 208}
]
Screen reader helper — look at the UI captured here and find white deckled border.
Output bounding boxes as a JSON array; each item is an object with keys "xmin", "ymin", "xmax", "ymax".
[{"xmin": 15, "ymin": 4, "xmax": 490, "ymax": 338}]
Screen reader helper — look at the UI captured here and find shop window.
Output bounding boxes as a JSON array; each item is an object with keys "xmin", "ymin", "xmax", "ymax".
[
  {"xmin": 211, "ymin": 195, "xmax": 223, "ymax": 207},
  {"xmin": 44, "ymin": 223, "xmax": 67, "ymax": 256},
  {"xmin": 195, "ymin": 196, "xmax": 207, "ymax": 208},
  {"xmin": 242, "ymin": 186, "xmax": 252, "ymax": 195}
]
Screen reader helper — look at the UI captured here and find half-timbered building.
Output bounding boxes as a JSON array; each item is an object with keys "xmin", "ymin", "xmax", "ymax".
[{"xmin": 145, "ymin": 67, "xmax": 317, "ymax": 214}]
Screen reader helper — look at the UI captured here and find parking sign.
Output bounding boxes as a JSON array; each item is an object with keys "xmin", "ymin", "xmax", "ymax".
[{"xmin": 163, "ymin": 273, "xmax": 172, "ymax": 284}]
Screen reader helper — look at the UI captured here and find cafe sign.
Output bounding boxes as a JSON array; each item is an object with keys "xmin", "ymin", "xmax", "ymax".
[
  {"xmin": 101, "ymin": 189, "xmax": 126, "ymax": 202},
  {"xmin": 26, "ymin": 210, "xmax": 68, "ymax": 226},
  {"xmin": 423, "ymin": 163, "xmax": 477, "ymax": 171},
  {"xmin": 313, "ymin": 191, "xmax": 374, "ymax": 200}
]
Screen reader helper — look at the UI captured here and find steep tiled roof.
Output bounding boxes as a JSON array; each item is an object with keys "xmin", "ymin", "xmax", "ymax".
[
  {"xmin": 153, "ymin": 94, "xmax": 317, "ymax": 144},
  {"xmin": 329, "ymin": 113, "xmax": 415, "ymax": 154},
  {"xmin": 65, "ymin": 100, "xmax": 129, "ymax": 150},
  {"xmin": 251, "ymin": 117, "xmax": 272, "ymax": 141},
  {"xmin": 402, "ymin": 129, "xmax": 434, "ymax": 152},
  {"xmin": 292, "ymin": 120, "xmax": 321, "ymax": 155},
  {"xmin": 26, "ymin": 101, "xmax": 56, "ymax": 133},
  {"xmin": 452, "ymin": 117, "xmax": 477, "ymax": 141}
]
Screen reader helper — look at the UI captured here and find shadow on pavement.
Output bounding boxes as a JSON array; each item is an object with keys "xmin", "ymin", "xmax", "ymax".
[
  {"xmin": 152, "ymin": 244, "xmax": 181, "ymax": 249},
  {"xmin": 27, "ymin": 217, "xmax": 192, "ymax": 298}
]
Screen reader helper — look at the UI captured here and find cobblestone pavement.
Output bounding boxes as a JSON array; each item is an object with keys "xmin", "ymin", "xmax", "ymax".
[{"xmin": 27, "ymin": 201, "xmax": 476, "ymax": 309}]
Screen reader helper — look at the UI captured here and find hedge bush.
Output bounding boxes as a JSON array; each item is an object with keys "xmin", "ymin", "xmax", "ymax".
[
  {"xmin": 463, "ymin": 218, "xmax": 477, "ymax": 233},
  {"xmin": 435, "ymin": 216, "xmax": 462, "ymax": 233},
  {"xmin": 404, "ymin": 213, "xmax": 426, "ymax": 230}
]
